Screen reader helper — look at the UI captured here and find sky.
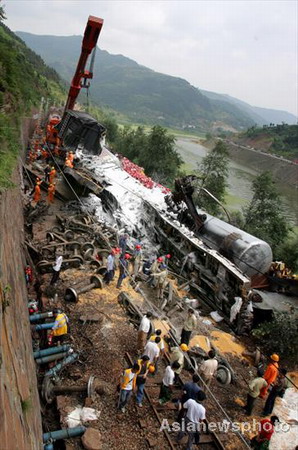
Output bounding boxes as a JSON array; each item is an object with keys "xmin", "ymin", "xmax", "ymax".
[{"xmin": 4, "ymin": 0, "xmax": 298, "ymax": 116}]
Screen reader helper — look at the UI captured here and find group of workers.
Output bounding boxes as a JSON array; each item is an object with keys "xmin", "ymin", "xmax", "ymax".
[{"xmin": 244, "ymin": 353, "xmax": 290, "ymax": 418}]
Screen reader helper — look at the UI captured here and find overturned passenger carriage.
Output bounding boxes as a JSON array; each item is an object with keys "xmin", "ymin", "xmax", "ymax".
[{"xmin": 143, "ymin": 200, "xmax": 273, "ymax": 334}]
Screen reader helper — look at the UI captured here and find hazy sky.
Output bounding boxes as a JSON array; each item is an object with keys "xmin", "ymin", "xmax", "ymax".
[{"xmin": 4, "ymin": 0, "xmax": 298, "ymax": 116}]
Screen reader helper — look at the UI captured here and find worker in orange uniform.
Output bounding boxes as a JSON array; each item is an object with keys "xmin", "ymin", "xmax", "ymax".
[
  {"xmin": 68, "ymin": 151, "xmax": 74, "ymax": 164},
  {"xmin": 64, "ymin": 158, "xmax": 73, "ymax": 169},
  {"xmin": 33, "ymin": 179, "xmax": 41, "ymax": 203},
  {"xmin": 49, "ymin": 166, "xmax": 56, "ymax": 184},
  {"xmin": 47, "ymin": 183, "xmax": 56, "ymax": 203},
  {"xmin": 29, "ymin": 151, "xmax": 36, "ymax": 163},
  {"xmin": 259, "ymin": 354, "xmax": 279, "ymax": 398}
]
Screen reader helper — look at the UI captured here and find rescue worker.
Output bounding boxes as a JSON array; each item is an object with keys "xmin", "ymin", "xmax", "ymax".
[
  {"xmin": 68, "ymin": 151, "xmax": 74, "ymax": 164},
  {"xmin": 133, "ymin": 244, "xmax": 142, "ymax": 278},
  {"xmin": 50, "ymin": 253, "xmax": 63, "ymax": 285},
  {"xmin": 118, "ymin": 363, "xmax": 140, "ymax": 413},
  {"xmin": 200, "ymin": 350, "xmax": 218, "ymax": 387},
  {"xmin": 104, "ymin": 249, "xmax": 115, "ymax": 284},
  {"xmin": 137, "ymin": 312, "xmax": 153, "ymax": 352},
  {"xmin": 64, "ymin": 158, "xmax": 73, "ymax": 169},
  {"xmin": 244, "ymin": 368, "xmax": 267, "ymax": 416},
  {"xmin": 159, "ymin": 361, "xmax": 181, "ymax": 404},
  {"xmin": 143, "ymin": 337, "xmax": 161, "ymax": 365},
  {"xmin": 49, "ymin": 309, "xmax": 69, "ymax": 345},
  {"xmin": 135, "ymin": 355, "xmax": 151, "ymax": 407},
  {"xmin": 33, "ymin": 179, "xmax": 41, "ymax": 203},
  {"xmin": 149, "ymin": 329, "xmax": 165, "ymax": 356},
  {"xmin": 49, "ymin": 166, "xmax": 56, "ymax": 184},
  {"xmin": 170, "ymin": 343, "xmax": 188, "ymax": 376},
  {"xmin": 259, "ymin": 354, "xmax": 279, "ymax": 399},
  {"xmin": 177, "ymin": 390, "xmax": 207, "ymax": 449},
  {"xmin": 263, "ymin": 369, "xmax": 288, "ymax": 416},
  {"xmin": 44, "ymin": 164, "xmax": 51, "ymax": 183},
  {"xmin": 119, "ymin": 233, "xmax": 128, "ymax": 256},
  {"xmin": 116, "ymin": 253, "xmax": 131, "ymax": 289},
  {"xmin": 181, "ymin": 308, "xmax": 197, "ymax": 345},
  {"xmin": 114, "ymin": 247, "xmax": 121, "ymax": 270},
  {"xmin": 147, "ymin": 256, "xmax": 163, "ymax": 286},
  {"xmin": 250, "ymin": 416, "xmax": 279, "ymax": 450},
  {"xmin": 152, "ymin": 263, "xmax": 168, "ymax": 299},
  {"xmin": 47, "ymin": 183, "xmax": 55, "ymax": 203}
]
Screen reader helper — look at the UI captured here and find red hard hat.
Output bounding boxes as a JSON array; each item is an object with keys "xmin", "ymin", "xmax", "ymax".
[
  {"xmin": 166, "ymin": 254, "xmax": 171, "ymax": 259},
  {"xmin": 136, "ymin": 244, "xmax": 141, "ymax": 250},
  {"xmin": 124, "ymin": 253, "xmax": 131, "ymax": 260},
  {"xmin": 157, "ymin": 257, "xmax": 163, "ymax": 262},
  {"xmin": 115, "ymin": 247, "xmax": 121, "ymax": 253}
]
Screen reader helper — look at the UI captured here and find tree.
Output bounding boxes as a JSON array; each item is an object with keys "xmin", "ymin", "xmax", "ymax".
[
  {"xmin": 138, "ymin": 125, "xmax": 182, "ymax": 185},
  {"xmin": 0, "ymin": 2, "xmax": 6, "ymax": 22},
  {"xmin": 195, "ymin": 140, "xmax": 229, "ymax": 216},
  {"xmin": 275, "ymin": 233, "xmax": 298, "ymax": 272},
  {"xmin": 243, "ymin": 171, "xmax": 290, "ymax": 254},
  {"xmin": 252, "ymin": 311, "xmax": 298, "ymax": 364}
]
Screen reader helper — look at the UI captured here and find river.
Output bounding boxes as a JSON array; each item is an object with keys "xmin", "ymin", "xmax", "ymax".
[{"xmin": 175, "ymin": 138, "xmax": 298, "ymax": 226}]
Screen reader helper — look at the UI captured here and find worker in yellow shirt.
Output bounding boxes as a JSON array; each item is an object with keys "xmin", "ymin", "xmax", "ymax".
[
  {"xmin": 49, "ymin": 309, "xmax": 69, "ymax": 345},
  {"xmin": 118, "ymin": 363, "xmax": 140, "ymax": 413}
]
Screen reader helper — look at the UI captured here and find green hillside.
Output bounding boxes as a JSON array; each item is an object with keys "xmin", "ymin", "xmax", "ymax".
[
  {"xmin": 16, "ymin": 32, "xmax": 261, "ymax": 132},
  {"xmin": 0, "ymin": 21, "xmax": 66, "ymax": 189},
  {"xmin": 236, "ymin": 124, "xmax": 298, "ymax": 160}
]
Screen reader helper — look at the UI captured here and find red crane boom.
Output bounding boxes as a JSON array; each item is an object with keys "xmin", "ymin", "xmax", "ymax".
[{"xmin": 64, "ymin": 15, "xmax": 104, "ymax": 112}]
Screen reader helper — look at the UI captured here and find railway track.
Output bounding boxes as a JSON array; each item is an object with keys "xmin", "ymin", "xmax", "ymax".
[{"xmin": 125, "ymin": 352, "xmax": 226, "ymax": 450}]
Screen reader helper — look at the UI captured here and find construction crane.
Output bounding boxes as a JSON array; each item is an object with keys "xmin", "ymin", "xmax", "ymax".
[
  {"xmin": 46, "ymin": 16, "xmax": 105, "ymax": 154},
  {"xmin": 64, "ymin": 15, "xmax": 104, "ymax": 112}
]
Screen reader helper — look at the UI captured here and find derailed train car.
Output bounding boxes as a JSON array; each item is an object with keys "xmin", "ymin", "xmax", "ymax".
[{"xmin": 143, "ymin": 200, "xmax": 254, "ymax": 332}]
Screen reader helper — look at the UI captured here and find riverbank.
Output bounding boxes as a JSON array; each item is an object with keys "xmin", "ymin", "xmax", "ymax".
[{"xmin": 175, "ymin": 137, "xmax": 298, "ymax": 226}]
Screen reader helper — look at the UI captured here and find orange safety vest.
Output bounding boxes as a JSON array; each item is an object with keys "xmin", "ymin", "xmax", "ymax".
[
  {"xmin": 49, "ymin": 169, "xmax": 56, "ymax": 183},
  {"xmin": 47, "ymin": 185, "xmax": 55, "ymax": 203},
  {"xmin": 120, "ymin": 369, "xmax": 137, "ymax": 390},
  {"xmin": 65, "ymin": 159, "xmax": 73, "ymax": 169},
  {"xmin": 52, "ymin": 313, "xmax": 68, "ymax": 336},
  {"xmin": 33, "ymin": 185, "xmax": 41, "ymax": 202}
]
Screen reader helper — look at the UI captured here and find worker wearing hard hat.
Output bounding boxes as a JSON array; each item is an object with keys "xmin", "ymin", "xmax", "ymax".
[
  {"xmin": 152, "ymin": 263, "xmax": 168, "ymax": 300},
  {"xmin": 181, "ymin": 308, "xmax": 197, "ymax": 346},
  {"xmin": 116, "ymin": 253, "xmax": 131, "ymax": 289},
  {"xmin": 49, "ymin": 308, "xmax": 69, "ymax": 345},
  {"xmin": 47, "ymin": 183, "xmax": 56, "ymax": 204},
  {"xmin": 170, "ymin": 343, "xmax": 189, "ymax": 375},
  {"xmin": 135, "ymin": 355, "xmax": 152, "ymax": 408},
  {"xmin": 49, "ymin": 166, "xmax": 56, "ymax": 184},
  {"xmin": 33, "ymin": 179, "xmax": 41, "ymax": 203},
  {"xmin": 259, "ymin": 354, "xmax": 280, "ymax": 398}
]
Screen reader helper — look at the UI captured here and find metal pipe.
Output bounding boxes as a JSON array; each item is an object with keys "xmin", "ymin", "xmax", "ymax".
[
  {"xmin": 35, "ymin": 352, "xmax": 68, "ymax": 365},
  {"xmin": 34, "ymin": 322, "xmax": 56, "ymax": 330},
  {"xmin": 29, "ymin": 312, "xmax": 54, "ymax": 323},
  {"xmin": 44, "ymin": 444, "xmax": 53, "ymax": 450},
  {"xmin": 44, "ymin": 352, "xmax": 79, "ymax": 377},
  {"xmin": 33, "ymin": 345, "xmax": 70, "ymax": 359},
  {"xmin": 43, "ymin": 426, "xmax": 86, "ymax": 443}
]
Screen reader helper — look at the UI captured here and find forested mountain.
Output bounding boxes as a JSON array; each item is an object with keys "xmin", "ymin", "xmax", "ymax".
[{"xmin": 16, "ymin": 31, "xmax": 296, "ymax": 132}]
